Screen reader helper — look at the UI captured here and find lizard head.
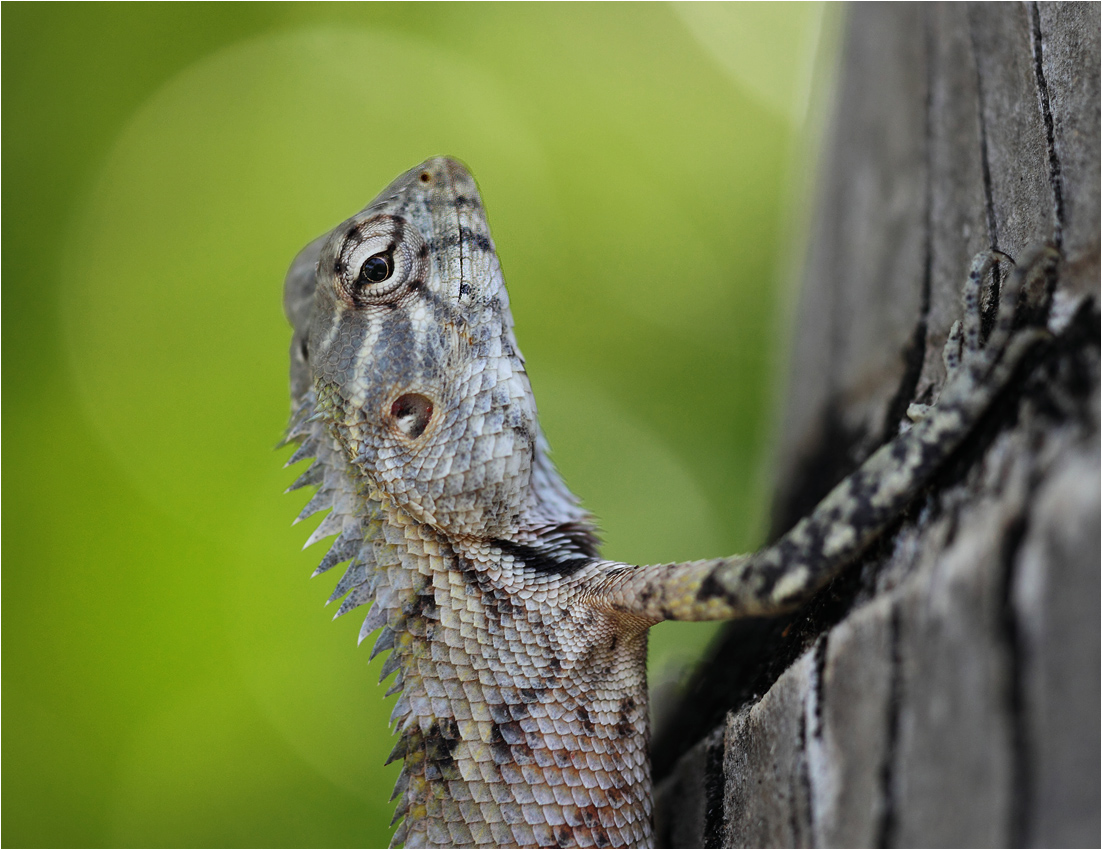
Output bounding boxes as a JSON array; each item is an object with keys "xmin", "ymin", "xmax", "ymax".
[{"xmin": 285, "ymin": 157, "xmax": 548, "ymax": 538}]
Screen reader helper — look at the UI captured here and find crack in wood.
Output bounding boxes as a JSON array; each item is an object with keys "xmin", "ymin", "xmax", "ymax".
[
  {"xmin": 998, "ymin": 511, "xmax": 1034, "ymax": 847},
  {"xmin": 1028, "ymin": 1, "xmax": 1066, "ymax": 248},
  {"xmin": 874, "ymin": 599, "xmax": 902, "ymax": 848}
]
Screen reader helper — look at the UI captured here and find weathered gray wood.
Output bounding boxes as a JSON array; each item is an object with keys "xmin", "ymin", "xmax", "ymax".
[
  {"xmin": 808, "ymin": 597, "xmax": 894, "ymax": 847},
  {"xmin": 891, "ymin": 480, "xmax": 1021, "ymax": 847},
  {"xmin": 1037, "ymin": 2, "xmax": 1102, "ymax": 295},
  {"xmin": 919, "ymin": 2, "xmax": 989, "ymax": 401},
  {"xmin": 970, "ymin": 4, "xmax": 1059, "ymax": 258},
  {"xmin": 1014, "ymin": 445, "xmax": 1101, "ymax": 848},
  {"xmin": 654, "ymin": 4, "xmax": 1100, "ymax": 847},
  {"xmin": 777, "ymin": 4, "xmax": 930, "ymax": 500},
  {"xmin": 721, "ymin": 652, "xmax": 815, "ymax": 848},
  {"xmin": 653, "ymin": 728, "xmax": 724, "ymax": 849}
]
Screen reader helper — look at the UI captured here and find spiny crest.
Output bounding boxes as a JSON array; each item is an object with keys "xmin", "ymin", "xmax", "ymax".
[
  {"xmin": 283, "ymin": 396, "xmax": 391, "ymax": 642},
  {"xmin": 282, "ymin": 396, "xmax": 439, "ymax": 840}
]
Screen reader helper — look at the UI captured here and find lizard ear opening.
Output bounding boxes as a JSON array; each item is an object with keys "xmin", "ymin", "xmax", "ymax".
[{"xmin": 390, "ymin": 393, "xmax": 434, "ymax": 440}]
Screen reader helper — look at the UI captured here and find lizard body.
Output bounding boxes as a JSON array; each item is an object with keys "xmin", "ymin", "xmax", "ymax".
[{"xmin": 282, "ymin": 157, "xmax": 1049, "ymax": 848}]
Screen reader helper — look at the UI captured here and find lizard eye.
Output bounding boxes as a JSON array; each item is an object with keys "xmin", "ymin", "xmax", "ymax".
[
  {"xmin": 334, "ymin": 214, "xmax": 428, "ymax": 307},
  {"xmin": 358, "ymin": 253, "xmax": 393, "ymax": 285}
]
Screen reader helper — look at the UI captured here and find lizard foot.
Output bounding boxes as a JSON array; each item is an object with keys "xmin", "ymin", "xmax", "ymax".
[{"xmin": 907, "ymin": 244, "xmax": 1058, "ymax": 424}]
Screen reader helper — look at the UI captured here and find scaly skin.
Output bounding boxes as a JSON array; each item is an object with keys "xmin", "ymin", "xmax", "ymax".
[{"xmin": 281, "ymin": 157, "xmax": 1051, "ymax": 848}]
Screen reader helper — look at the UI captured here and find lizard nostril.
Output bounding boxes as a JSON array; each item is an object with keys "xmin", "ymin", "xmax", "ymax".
[{"xmin": 391, "ymin": 393, "xmax": 434, "ymax": 439}]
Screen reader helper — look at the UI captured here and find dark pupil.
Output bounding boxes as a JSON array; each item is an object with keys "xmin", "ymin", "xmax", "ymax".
[{"xmin": 358, "ymin": 253, "xmax": 392, "ymax": 285}]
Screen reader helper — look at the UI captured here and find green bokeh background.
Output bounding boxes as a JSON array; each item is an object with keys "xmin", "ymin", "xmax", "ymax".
[{"xmin": 4, "ymin": 4, "xmax": 835, "ymax": 846}]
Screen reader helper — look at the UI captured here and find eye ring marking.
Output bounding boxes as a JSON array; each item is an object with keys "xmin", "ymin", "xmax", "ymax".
[
  {"xmin": 333, "ymin": 214, "xmax": 429, "ymax": 308},
  {"xmin": 390, "ymin": 393, "xmax": 434, "ymax": 440}
]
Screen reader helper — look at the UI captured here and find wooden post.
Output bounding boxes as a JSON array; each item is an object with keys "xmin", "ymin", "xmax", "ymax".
[{"xmin": 654, "ymin": 4, "xmax": 1100, "ymax": 846}]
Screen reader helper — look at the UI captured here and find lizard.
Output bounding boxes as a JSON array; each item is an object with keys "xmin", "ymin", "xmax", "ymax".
[{"xmin": 280, "ymin": 156, "xmax": 1053, "ymax": 849}]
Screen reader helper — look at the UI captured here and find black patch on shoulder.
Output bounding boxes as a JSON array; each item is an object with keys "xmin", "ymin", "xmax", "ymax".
[
  {"xmin": 491, "ymin": 539, "xmax": 590, "ymax": 577},
  {"xmin": 501, "ymin": 522, "xmax": 601, "ymax": 567}
]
